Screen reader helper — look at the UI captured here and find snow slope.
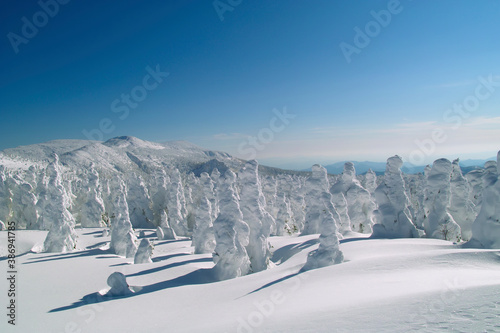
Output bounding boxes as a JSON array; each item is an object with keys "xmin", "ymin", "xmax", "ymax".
[
  {"xmin": 0, "ymin": 136, "xmax": 237, "ymax": 174},
  {"xmin": 1, "ymin": 229, "xmax": 499, "ymax": 333}
]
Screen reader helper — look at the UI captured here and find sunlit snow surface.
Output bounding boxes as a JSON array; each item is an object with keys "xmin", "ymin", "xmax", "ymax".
[{"xmin": 1, "ymin": 229, "xmax": 499, "ymax": 333}]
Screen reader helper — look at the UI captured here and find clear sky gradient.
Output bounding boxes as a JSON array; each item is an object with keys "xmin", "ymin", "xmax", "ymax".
[{"xmin": 1, "ymin": 0, "xmax": 499, "ymax": 169}]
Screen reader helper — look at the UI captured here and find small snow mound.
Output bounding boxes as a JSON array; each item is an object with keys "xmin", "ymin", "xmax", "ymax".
[
  {"xmin": 31, "ymin": 243, "xmax": 44, "ymax": 253},
  {"xmin": 105, "ymin": 272, "xmax": 134, "ymax": 297}
]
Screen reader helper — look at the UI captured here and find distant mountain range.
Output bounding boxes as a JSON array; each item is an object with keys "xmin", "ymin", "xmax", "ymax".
[
  {"xmin": 0, "ymin": 136, "xmax": 309, "ymax": 178},
  {"xmin": 1, "ymin": 136, "xmax": 495, "ymax": 176}
]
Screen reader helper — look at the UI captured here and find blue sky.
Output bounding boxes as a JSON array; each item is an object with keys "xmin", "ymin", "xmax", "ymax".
[{"xmin": 1, "ymin": 0, "xmax": 499, "ymax": 169}]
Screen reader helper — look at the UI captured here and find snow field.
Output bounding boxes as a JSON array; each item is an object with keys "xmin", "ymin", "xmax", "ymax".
[{"xmin": 1, "ymin": 229, "xmax": 499, "ymax": 333}]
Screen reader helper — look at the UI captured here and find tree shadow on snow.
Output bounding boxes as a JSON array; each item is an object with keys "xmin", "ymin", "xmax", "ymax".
[
  {"xmin": 82, "ymin": 230, "xmax": 105, "ymax": 236},
  {"xmin": 0, "ymin": 251, "xmax": 32, "ymax": 261},
  {"xmin": 136, "ymin": 231, "xmax": 156, "ymax": 239},
  {"xmin": 23, "ymin": 249, "xmax": 117, "ymax": 264},
  {"xmin": 49, "ymin": 268, "xmax": 216, "ymax": 313},
  {"xmin": 339, "ymin": 237, "xmax": 371, "ymax": 244},
  {"xmin": 271, "ymin": 238, "xmax": 318, "ymax": 265},
  {"xmin": 126, "ymin": 257, "xmax": 213, "ymax": 277},
  {"xmin": 85, "ymin": 241, "xmax": 110, "ymax": 249},
  {"xmin": 154, "ymin": 238, "xmax": 190, "ymax": 246},
  {"xmin": 242, "ymin": 272, "xmax": 303, "ymax": 297},
  {"xmin": 152, "ymin": 252, "xmax": 190, "ymax": 263},
  {"xmin": 108, "ymin": 262, "xmax": 130, "ymax": 267}
]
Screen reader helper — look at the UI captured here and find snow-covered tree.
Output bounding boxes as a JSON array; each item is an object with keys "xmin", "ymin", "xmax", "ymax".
[
  {"xmin": 422, "ymin": 159, "xmax": 461, "ymax": 242},
  {"xmin": 334, "ymin": 162, "xmax": 375, "ymax": 234},
  {"xmin": 126, "ymin": 173, "xmax": 154, "ymax": 228},
  {"xmin": 134, "ymin": 238, "xmax": 153, "ymax": 264},
  {"xmin": 109, "ymin": 179, "xmax": 137, "ymax": 258},
  {"xmin": 210, "ymin": 168, "xmax": 221, "ymax": 219},
  {"xmin": 192, "ymin": 195, "xmax": 215, "ymax": 254},
  {"xmin": 261, "ymin": 175, "xmax": 278, "ymax": 220},
  {"xmin": 157, "ymin": 209, "xmax": 177, "ymax": 240},
  {"xmin": 0, "ymin": 166, "xmax": 12, "ymax": 225},
  {"xmin": 483, "ymin": 160, "xmax": 498, "ymax": 187},
  {"xmin": 199, "ymin": 172, "xmax": 218, "ymax": 222},
  {"xmin": 155, "ymin": 225, "xmax": 164, "ymax": 238},
  {"xmin": 166, "ymin": 168, "xmax": 189, "ymax": 236},
  {"xmin": 212, "ymin": 170, "xmax": 251, "ymax": 281},
  {"xmin": 410, "ymin": 169, "xmax": 429, "ymax": 230},
  {"xmin": 466, "ymin": 160, "xmax": 498, "ymax": 216},
  {"xmin": 238, "ymin": 160, "xmax": 275, "ymax": 273},
  {"xmin": 10, "ymin": 177, "xmax": 38, "ymax": 229},
  {"xmin": 302, "ymin": 203, "xmax": 344, "ymax": 271},
  {"xmin": 41, "ymin": 155, "xmax": 77, "ymax": 253},
  {"xmin": 448, "ymin": 159, "xmax": 476, "ymax": 241},
  {"xmin": 289, "ymin": 177, "xmax": 306, "ymax": 233},
  {"xmin": 211, "ymin": 168, "xmax": 221, "ymax": 185},
  {"xmin": 302, "ymin": 164, "xmax": 343, "ymax": 236},
  {"xmin": 80, "ymin": 163, "xmax": 106, "ymax": 228},
  {"xmin": 468, "ymin": 151, "xmax": 500, "ymax": 249},
  {"xmin": 150, "ymin": 169, "xmax": 170, "ymax": 227},
  {"xmin": 184, "ymin": 172, "xmax": 197, "ymax": 231},
  {"xmin": 465, "ymin": 169, "xmax": 485, "ymax": 214},
  {"xmin": 275, "ymin": 193, "xmax": 294, "ymax": 235},
  {"xmin": 372, "ymin": 155, "xmax": 420, "ymax": 238},
  {"xmin": 362, "ymin": 168, "xmax": 378, "ymax": 195},
  {"xmin": 329, "ymin": 181, "xmax": 351, "ymax": 234}
]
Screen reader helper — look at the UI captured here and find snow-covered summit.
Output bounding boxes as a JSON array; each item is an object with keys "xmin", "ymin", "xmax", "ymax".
[
  {"xmin": 103, "ymin": 136, "xmax": 166, "ymax": 150},
  {"xmin": 1, "ymin": 136, "xmax": 239, "ymax": 174}
]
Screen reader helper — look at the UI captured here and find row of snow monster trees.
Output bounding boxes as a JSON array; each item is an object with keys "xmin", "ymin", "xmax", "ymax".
[{"xmin": 1, "ymin": 152, "xmax": 499, "ymax": 280}]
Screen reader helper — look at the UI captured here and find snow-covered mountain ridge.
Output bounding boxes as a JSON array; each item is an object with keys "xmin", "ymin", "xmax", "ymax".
[{"xmin": 1, "ymin": 136, "xmax": 235, "ymax": 172}]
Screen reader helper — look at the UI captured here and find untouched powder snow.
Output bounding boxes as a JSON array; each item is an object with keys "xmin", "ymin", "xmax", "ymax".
[{"xmin": 1, "ymin": 229, "xmax": 500, "ymax": 333}]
